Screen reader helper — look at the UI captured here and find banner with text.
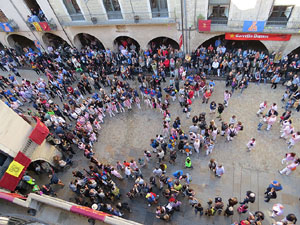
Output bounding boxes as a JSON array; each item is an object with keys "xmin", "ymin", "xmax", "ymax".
[{"xmin": 225, "ymin": 33, "xmax": 291, "ymax": 41}]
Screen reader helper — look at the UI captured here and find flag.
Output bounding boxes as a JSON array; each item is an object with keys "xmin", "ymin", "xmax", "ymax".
[
  {"xmin": 198, "ymin": 20, "xmax": 211, "ymax": 32},
  {"xmin": 29, "ymin": 117, "xmax": 49, "ymax": 145},
  {"xmin": 0, "ymin": 152, "xmax": 31, "ymax": 191},
  {"xmin": 39, "ymin": 21, "xmax": 51, "ymax": 31},
  {"xmin": 34, "ymin": 40, "xmax": 41, "ymax": 51},
  {"xmin": 32, "ymin": 22, "xmax": 42, "ymax": 31},
  {"xmin": 179, "ymin": 35, "xmax": 183, "ymax": 49},
  {"xmin": 0, "ymin": 23, "xmax": 14, "ymax": 32},
  {"xmin": 243, "ymin": 21, "xmax": 265, "ymax": 32}
]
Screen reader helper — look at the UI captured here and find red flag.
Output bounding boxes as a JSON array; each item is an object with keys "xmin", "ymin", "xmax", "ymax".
[
  {"xmin": 179, "ymin": 35, "xmax": 183, "ymax": 49},
  {"xmin": 39, "ymin": 22, "xmax": 51, "ymax": 31},
  {"xmin": 198, "ymin": 20, "xmax": 211, "ymax": 32},
  {"xmin": 0, "ymin": 152, "xmax": 31, "ymax": 191},
  {"xmin": 29, "ymin": 117, "xmax": 49, "ymax": 145}
]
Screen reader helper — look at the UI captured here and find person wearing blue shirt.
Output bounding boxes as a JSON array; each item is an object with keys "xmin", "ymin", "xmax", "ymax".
[
  {"xmin": 271, "ymin": 74, "xmax": 281, "ymax": 89},
  {"xmin": 215, "ymin": 38, "xmax": 221, "ymax": 48},
  {"xmin": 172, "ymin": 170, "xmax": 183, "ymax": 179}
]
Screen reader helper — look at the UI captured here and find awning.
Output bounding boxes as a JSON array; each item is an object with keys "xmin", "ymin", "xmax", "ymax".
[
  {"xmin": 29, "ymin": 117, "xmax": 49, "ymax": 145},
  {"xmin": 0, "ymin": 152, "xmax": 31, "ymax": 191}
]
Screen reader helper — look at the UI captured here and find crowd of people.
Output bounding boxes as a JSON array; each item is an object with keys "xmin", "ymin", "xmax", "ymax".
[{"xmin": 0, "ymin": 36, "xmax": 299, "ymax": 225}]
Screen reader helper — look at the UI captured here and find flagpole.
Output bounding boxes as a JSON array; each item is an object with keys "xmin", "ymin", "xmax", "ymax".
[{"xmin": 8, "ymin": 0, "xmax": 46, "ymax": 52}]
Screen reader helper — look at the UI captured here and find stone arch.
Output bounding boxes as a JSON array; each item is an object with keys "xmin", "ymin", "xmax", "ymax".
[
  {"xmin": 147, "ymin": 36, "xmax": 179, "ymax": 50},
  {"xmin": 74, "ymin": 33, "xmax": 105, "ymax": 50},
  {"xmin": 7, "ymin": 34, "xmax": 36, "ymax": 54},
  {"xmin": 42, "ymin": 33, "xmax": 70, "ymax": 49},
  {"xmin": 113, "ymin": 36, "xmax": 140, "ymax": 52},
  {"xmin": 197, "ymin": 34, "xmax": 269, "ymax": 54}
]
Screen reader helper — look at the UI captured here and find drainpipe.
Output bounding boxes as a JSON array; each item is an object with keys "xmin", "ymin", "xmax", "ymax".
[
  {"xmin": 9, "ymin": 0, "xmax": 46, "ymax": 52},
  {"xmin": 180, "ymin": 0, "xmax": 184, "ymax": 53},
  {"xmin": 183, "ymin": 0, "xmax": 188, "ymax": 54},
  {"xmin": 46, "ymin": 0, "xmax": 74, "ymax": 48}
]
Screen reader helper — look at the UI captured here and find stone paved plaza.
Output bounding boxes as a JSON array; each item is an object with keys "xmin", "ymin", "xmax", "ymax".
[{"xmin": 3, "ymin": 69, "xmax": 300, "ymax": 225}]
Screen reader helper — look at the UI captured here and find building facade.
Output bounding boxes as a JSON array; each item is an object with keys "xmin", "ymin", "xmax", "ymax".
[{"xmin": 0, "ymin": 0, "xmax": 299, "ymax": 55}]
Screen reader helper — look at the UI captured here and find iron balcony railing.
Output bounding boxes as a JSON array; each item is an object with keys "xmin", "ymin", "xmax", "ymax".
[
  {"xmin": 208, "ymin": 18, "xmax": 300, "ymax": 33},
  {"xmin": 56, "ymin": 11, "xmax": 177, "ymax": 26}
]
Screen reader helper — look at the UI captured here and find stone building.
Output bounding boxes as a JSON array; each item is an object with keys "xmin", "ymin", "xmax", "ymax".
[{"xmin": 0, "ymin": 0, "xmax": 299, "ymax": 55}]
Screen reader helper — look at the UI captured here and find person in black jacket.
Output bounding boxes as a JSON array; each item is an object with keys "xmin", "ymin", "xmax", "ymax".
[
  {"xmin": 240, "ymin": 191, "xmax": 256, "ymax": 204},
  {"xmin": 264, "ymin": 187, "xmax": 277, "ymax": 202}
]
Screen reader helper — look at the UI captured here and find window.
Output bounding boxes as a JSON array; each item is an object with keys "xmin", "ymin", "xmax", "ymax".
[
  {"xmin": 62, "ymin": 0, "xmax": 84, "ymax": 21},
  {"xmin": 24, "ymin": 0, "xmax": 47, "ymax": 22},
  {"xmin": 208, "ymin": 0, "xmax": 230, "ymax": 24},
  {"xmin": 0, "ymin": 10, "xmax": 8, "ymax": 23},
  {"xmin": 267, "ymin": 6, "xmax": 293, "ymax": 26},
  {"xmin": 103, "ymin": 0, "xmax": 122, "ymax": 19},
  {"xmin": 150, "ymin": 0, "xmax": 168, "ymax": 18}
]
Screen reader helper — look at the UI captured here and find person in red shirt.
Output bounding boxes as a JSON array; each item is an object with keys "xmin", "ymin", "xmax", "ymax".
[
  {"xmin": 163, "ymin": 58, "xmax": 170, "ymax": 69},
  {"xmin": 67, "ymin": 86, "xmax": 74, "ymax": 95},
  {"xmin": 202, "ymin": 90, "xmax": 211, "ymax": 104}
]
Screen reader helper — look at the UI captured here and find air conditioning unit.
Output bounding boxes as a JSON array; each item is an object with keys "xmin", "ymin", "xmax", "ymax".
[
  {"xmin": 134, "ymin": 15, "xmax": 139, "ymax": 23},
  {"xmin": 91, "ymin": 17, "xmax": 97, "ymax": 24}
]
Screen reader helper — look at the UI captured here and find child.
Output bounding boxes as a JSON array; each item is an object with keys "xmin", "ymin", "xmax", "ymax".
[
  {"xmin": 257, "ymin": 115, "xmax": 266, "ymax": 131},
  {"xmin": 247, "ymin": 138, "xmax": 256, "ymax": 151},
  {"xmin": 281, "ymin": 90, "xmax": 289, "ymax": 102},
  {"xmin": 237, "ymin": 204, "xmax": 248, "ymax": 214},
  {"xmin": 194, "ymin": 203, "xmax": 204, "ymax": 216}
]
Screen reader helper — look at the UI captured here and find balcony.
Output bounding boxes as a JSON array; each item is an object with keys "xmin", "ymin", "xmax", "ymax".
[
  {"xmin": 26, "ymin": 19, "xmax": 57, "ymax": 31},
  {"xmin": 56, "ymin": 11, "xmax": 176, "ymax": 27},
  {"xmin": 266, "ymin": 19, "xmax": 288, "ymax": 27},
  {"xmin": 209, "ymin": 17, "xmax": 228, "ymax": 25},
  {"xmin": 209, "ymin": 19, "xmax": 300, "ymax": 34}
]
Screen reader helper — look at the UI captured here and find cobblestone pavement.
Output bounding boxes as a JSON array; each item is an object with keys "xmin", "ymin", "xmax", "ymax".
[{"xmin": 3, "ymin": 69, "xmax": 300, "ymax": 225}]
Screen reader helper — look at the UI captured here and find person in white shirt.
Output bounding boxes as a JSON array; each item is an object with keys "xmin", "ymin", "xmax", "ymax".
[
  {"xmin": 280, "ymin": 125, "xmax": 294, "ymax": 139},
  {"xmin": 193, "ymin": 139, "xmax": 200, "ymax": 153},
  {"xmin": 256, "ymin": 101, "xmax": 267, "ymax": 115},
  {"xmin": 279, "ymin": 159, "xmax": 300, "ymax": 175},
  {"xmin": 211, "ymin": 59, "xmax": 219, "ymax": 76},
  {"xmin": 287, "ymin": 131, "xmax": 300, "ymax": 148},
  {"xmin": 215, "ymin": 165, "xmax": 225, "ymax": 177},
  {"xmin": 266, "ymin": 115, "xmax": 277, "ymax": 131},
  {"xmin": 247, "ymin": 138, "xmax": 256, "ymax": 151},
  {"xmin": 271, "ymin": 203, "xmax": 284, "ymax": 218}
]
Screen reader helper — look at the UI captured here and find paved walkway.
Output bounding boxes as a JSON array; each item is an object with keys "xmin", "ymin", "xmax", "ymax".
[{"xmin": 3, "ymin": 69, "xmax": 300, "ymax": 225}]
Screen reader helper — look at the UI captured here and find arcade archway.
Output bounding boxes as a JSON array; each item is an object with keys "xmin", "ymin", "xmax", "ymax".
[
  {"xmin": 42, "ymin": 33, "xmax": 70, "ymax": 49},
  {"xmin": 74, "ymin": 33, "xmax": 105, "ymax": 50},
  {"xmin": 114, "ymin": 36, "xmax": 140, "ymax": 52},
  {"xmin": 198, "ymin": 34, "xmax": 269, "ymax": 54},
  {"xmin": 148, "ymin": 36, "xmax": 179, "ymax": 50},
  {"xmin": 7, "ymin": 34, "xmax": 36, "ymax": 54}
]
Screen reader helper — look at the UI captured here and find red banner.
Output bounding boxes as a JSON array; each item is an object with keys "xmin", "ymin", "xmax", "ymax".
[
  {"xmin": 29, "ymin": 118, "xmax": 49, "ymax": 145},
  {"xmin": 70, "ymin": 205, "xmax": 111, "ymax": 221},
  {"xmin": 198, "ymin": 20, "xmax": 211, "ymax": 32},
  {"xmin": 225, "ymin": 33, "xmax": 291, "ymax": 41},
  {"xmin": 0, "ymin": 152, "xmax": 31, "ymax": 191}
]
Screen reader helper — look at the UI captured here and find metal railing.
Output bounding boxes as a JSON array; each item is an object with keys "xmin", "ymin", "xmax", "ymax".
[
  {"xmin": 208, "ymin": 19, "xmax": 300, "ymax": 33},
  {"xmin": 56, "ymin": 11, "xmax": 176, "ymax": 26}
]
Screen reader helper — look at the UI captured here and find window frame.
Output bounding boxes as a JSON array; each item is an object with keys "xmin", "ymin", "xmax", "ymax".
[
  {"xmin": 102, "ymin": 0, "xmax": 123, "ymax": 20},
  {"xmin": 150, "ymin": 0, "xmax": 169, "ymax": 18},
  {"xmin": 61, "ymin": 0, "xmax": 85, "ymax": 21},
  {"xmin": 267, "ymin": 5, "xmax": 294, "ymax": 26},
  {"xmin": 207, "ymin": 4, "xmax": 230, "ymax": 25},
  {"xmin": 0, "ymin": 9, "xmax": 8, "ymax": 23}
]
